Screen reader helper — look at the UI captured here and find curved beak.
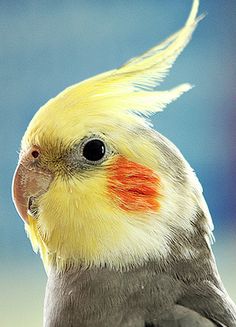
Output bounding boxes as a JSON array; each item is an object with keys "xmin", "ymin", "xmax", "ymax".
[{"xmin": 12, "ymin": 148, "xmax": 53, "ymax": 223}]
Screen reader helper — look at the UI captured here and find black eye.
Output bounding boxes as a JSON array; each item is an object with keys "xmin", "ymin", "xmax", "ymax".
[
  {"xmin": 82, "ymin": 139, "xmax": 106, "ymax": 162},
  {"xmin": 31, "ymin": 150, "xmax": 39, "ymax": 158}
]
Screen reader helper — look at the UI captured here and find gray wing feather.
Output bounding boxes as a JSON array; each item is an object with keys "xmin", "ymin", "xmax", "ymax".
[{"xmin": 158, "ymin": 305, "xmax": 219, "ymax": 327}]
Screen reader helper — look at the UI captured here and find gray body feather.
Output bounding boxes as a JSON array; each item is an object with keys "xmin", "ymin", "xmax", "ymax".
[{"xmin": 44, "ymin": 211, "xmax": 236, "ymax": 327}]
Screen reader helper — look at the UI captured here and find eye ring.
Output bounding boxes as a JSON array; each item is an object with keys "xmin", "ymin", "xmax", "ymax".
[{"xmin": 81, "ymin": 137, "xmax": 107, "ymax": 163}]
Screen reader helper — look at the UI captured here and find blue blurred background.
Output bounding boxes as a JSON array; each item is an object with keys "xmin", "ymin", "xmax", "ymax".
[{"xmin": 0, "ymin": 1, "xmax": 235, "ymax": 326}]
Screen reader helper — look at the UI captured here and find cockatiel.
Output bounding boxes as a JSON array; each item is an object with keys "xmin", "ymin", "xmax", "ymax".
[{"xmin": 12, "ymin": 0, "xmax": 236, "ymax": 326}]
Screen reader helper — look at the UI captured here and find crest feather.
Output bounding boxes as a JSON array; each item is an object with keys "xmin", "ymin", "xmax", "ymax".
[{"xmin": 59, "ymin": 0, "xmax": 201, "ymax": 116}]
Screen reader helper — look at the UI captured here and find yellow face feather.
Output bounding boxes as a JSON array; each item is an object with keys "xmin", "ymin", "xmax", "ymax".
[{"xmin": 17, "ymin": 0, "xmax": 212, "ymax": 273}]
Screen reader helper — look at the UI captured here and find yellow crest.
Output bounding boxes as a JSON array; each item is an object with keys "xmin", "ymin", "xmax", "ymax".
[
  {"xmin": 24, "ymin": 0, "xmax": 201, "ymax": 147},
  {"xmin": 57, "ymin": 0, "xmax": 201, "ymax": 115}
]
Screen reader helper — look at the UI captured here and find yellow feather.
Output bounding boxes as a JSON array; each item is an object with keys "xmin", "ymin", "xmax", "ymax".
[
  {"xmin": 56, "ymin": 0, "xmax": 200, "ymax": 114},
  {"xmin": 24, "ymin": 0, "xmax": 201, "ymax": 136}
]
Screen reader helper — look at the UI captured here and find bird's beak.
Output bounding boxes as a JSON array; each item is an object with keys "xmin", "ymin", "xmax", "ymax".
[{"xmin": 12, "ymin": 147, "xmax": 53, "ymax": 224}]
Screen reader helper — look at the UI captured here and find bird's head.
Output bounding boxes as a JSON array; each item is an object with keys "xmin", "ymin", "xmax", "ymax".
[{"xmin": 12, "ymin": 0, "xmax": 212, "ymax": 272}]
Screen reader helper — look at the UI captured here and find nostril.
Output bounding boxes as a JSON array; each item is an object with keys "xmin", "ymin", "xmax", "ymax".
[{"xmin": 31, "ymin": 150, "xmax": 39, "ymax": 158}]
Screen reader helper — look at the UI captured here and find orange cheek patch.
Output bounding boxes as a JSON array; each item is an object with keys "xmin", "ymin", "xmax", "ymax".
[{"xmin": 107, "ymin": 156, "xmax": 161, "ymax": 213}]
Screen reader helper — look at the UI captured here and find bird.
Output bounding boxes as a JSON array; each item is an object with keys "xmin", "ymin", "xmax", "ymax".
[{"xmin": 12, "ymin": 0, "xmax": 236, "ymax": 326}]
